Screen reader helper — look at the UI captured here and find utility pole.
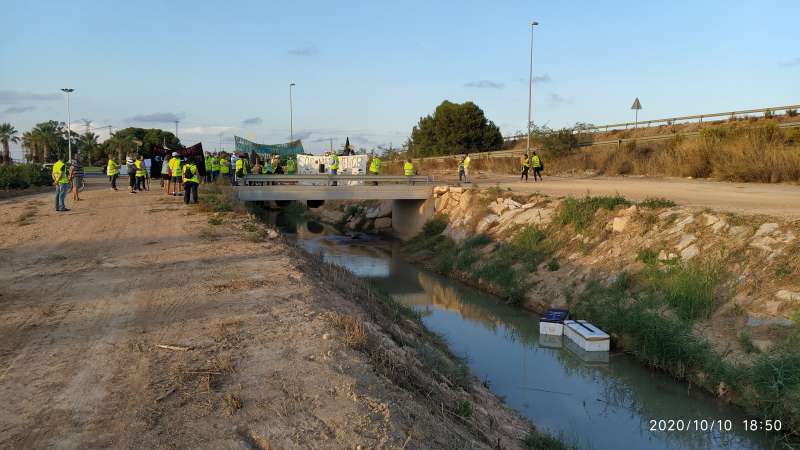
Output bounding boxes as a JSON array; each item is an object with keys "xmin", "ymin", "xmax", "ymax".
[
  {"xmin": 329, "ymin": 138, "xmax": 333, "ymax": 152},
  {"xmin": 61, "ymin": 88, "xmax": 74, "ymax": 161},
  {"xmin": 174, "ymin": 120, "xmax": 179, "ymax": 139},
  {"xmin": 289, "ymin": 82, "xmax": 296, "ymax": 142},
  {"xmin": 526, "ymin": 21, "xmax": 538, "ymax": 157}
]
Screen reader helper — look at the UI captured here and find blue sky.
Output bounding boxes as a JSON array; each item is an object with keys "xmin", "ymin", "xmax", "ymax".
[{"xmin": 2, "ymin": 0, "xmax": 798, "ymax": 158}]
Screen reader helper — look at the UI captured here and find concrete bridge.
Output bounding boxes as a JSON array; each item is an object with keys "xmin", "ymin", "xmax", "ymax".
[{"xmin": 235, "ymin": 175, "xmax": 436, "ymax": 239}]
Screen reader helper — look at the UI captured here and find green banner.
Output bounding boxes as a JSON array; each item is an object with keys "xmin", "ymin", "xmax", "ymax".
[{"xmin": 234, "ymin": 136, "xmax": 304, "ymax": 157}]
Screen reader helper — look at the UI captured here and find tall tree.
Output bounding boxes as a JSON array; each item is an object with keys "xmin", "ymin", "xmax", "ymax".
[
  {"xmin": 31, "ymin": 121, "xmax": 68, "ymax": 162},
  {"xmin": 408, "ymin": 100, "xmax": 503, "ymax": 157},
  {"xmin": 0, "ymin": 123, "xmax": 20, "ymax": 164},
  {"xmin": 21, "ymin": 131, "xmax": 37, "ymax": 162},
  {"xmin": 77, "ymin": 131, "xmax": 100, "ymax": 164}
]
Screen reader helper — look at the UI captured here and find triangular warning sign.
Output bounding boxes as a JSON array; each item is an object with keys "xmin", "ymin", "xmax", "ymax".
[{"xmin": 631, "ymin": 97, "xmax": 642, "ymax": 110}]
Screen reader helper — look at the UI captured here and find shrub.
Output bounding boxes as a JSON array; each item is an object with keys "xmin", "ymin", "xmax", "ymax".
[
  {"xmin": 422, "ymin": 214, "xmax": 448, "ymax": 237},
  {"xmin": 0, "ymin": 164, "xmax": 51, "ymax": 189},
  {"xmin": 557, "ymin": 195, "xmax": 631, "ymax": 230},
  {"xmin": 637, "ymin": 248, "xmax": 659, "ymax": 266},
  {"xmin": 640, "ymin": 197, "xmax": 676, "ymax": 209},
  {"xmin": 642, "ymin": 260, "xmax": 721, "ymax": 321},
  {"xmin": 546, "ymin": 258, "xmax": 560, "ymax": 271},
  {"xmin": 454, "ymin": 400, "xmax": 473, "ymax": 418}
]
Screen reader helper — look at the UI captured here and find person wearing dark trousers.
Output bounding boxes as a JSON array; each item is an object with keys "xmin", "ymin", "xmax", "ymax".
[
  {"xmin": 106, "ymin": 155, "xmax": 119, "ymax": 190},
  {"xmin": 531, "ymin": 150, "xmax": 543, "ymax": 182},
  {"xmin": 126, "ymin": 157, "xmax": 138, "ymax": 194},
  {"xmin": 182, "ymin": 161, "xmax": 200, "ymax": 204},
  {"xmin": 520, "ymin": 154, "xmax": 530, "ymax": 182}
]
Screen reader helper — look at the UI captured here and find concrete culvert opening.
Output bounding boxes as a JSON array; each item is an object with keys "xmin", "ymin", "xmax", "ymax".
[{"xmin": 307, "ymin": 200, "xmax": 325, "ymax": 208}]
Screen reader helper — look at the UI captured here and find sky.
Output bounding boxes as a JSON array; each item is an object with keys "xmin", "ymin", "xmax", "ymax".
[{"xmin": 1, "ymin": 0, "xmax": 798, "ymax": 159}]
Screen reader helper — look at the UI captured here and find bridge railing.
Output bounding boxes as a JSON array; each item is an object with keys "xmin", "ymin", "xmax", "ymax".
[{"xmin": 240, "ymin": 174, "xmax": 435, "ymax": 186}]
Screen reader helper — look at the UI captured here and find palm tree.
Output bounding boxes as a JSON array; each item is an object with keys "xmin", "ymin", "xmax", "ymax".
[
  {"xmin": 78, "ymin": 131, "xmax": 99, "ymax": 164},
  {"xmin": 31, "ymin": 121, "xmax": 66, "ymax": 162},
  {"xmin": 21, "ymin": 131, "xmax": 37, "ymax": 162},
  {"xmin": 0, "ymin": 123, "xmax": 19, "ymax": 165}
]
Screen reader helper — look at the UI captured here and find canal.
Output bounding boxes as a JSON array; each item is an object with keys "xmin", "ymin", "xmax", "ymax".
[{"xmin": 263, "ymin": 209, "xmax": 781, "ymax": 449}]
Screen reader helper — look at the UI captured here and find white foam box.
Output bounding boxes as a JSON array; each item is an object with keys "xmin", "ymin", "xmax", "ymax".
[
  {"xmin": 539, "ymin": 321, "xmax": 564, "ymax": 336},
  {"xmin": 564, "ymin": 320, "xmax": 610, "ymax": 352},
  {"xmin": 538, "ymin": 334, "xmax": 564, "ymax": 349}
]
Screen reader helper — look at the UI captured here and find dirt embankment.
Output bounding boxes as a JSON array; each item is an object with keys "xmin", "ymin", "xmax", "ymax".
[{"xmin": 0, "ymin": 178, "xmax": 537, "ymax": 449}]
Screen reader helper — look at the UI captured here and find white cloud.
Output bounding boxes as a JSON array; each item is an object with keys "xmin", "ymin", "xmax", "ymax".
[{"xmin": 465, "ymin": 80, "xmax": 505, "ymax": 89}]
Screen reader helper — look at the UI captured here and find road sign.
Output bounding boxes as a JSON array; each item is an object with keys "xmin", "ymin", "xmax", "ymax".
[
  {"xmin": 631, "ymin": 97, "xmax": 642, "ymax": 110},
  {"xmin": 631, "ymin": 98, "xmax": 642, "ymax": 128}
]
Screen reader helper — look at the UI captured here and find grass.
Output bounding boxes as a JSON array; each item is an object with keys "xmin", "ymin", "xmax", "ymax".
[
  {"xmin": 640, "ymin": 197, "xmax": 676, "ymax": 209},
  {"xmin": 637, "ymin": 248, "xmax": 659, "ymax": 266},
  {"xmin": 522, "ymin": 430, "xmax": 573, "ymax": 450},
  {"xmin": 208, "ymin": 216, "xmax": 223, "ymax": 225},
  {"xmin": 328, "ymin": 313, "xmax": 369, "ymax": 350},
  {"xmin": 198, "ymin": 183, "xmax": 235, "ymax": 213},
  {"xmin": 739, "ymin": 331, "xmax": 760, "ymax": 354},
  {"xmin": 556, "ymin": 195, "xmax": 631, "ymax": 230},
  {"xmin": 454, "ymin": 400, "xmax": 472, "ymax": 418},
  {"xmin": 640, "ymin": 259, "xmax": 722, "ymax": 321}
]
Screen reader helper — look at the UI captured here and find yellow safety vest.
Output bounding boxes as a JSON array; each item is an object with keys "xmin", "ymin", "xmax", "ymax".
[
  {"xmin": 532, "ymin": 155, "xmax": 542, "ymax": 168},
  {"xmin": 107, "ymin": 159, "xmax": 119, "ymax": 176},
  {"xmin": 220, "ymin": 159, "xmax": 229, "ymax": 174},
  {"xmin": 403, "ymin": 161, "xmax": 414, "ymax": 176},
  {"xmin": 330, "ymin": 154, "xmax": 339, "ymax": 170},
  {"xmin": 169, "ymin": 157, "xmax": 181, "ymax": 177},
  {"xmin": 287, "ymin": 159, "xmax": 297, "ymax": 174},
  {"xmin": 522, "ymin": 156, "xmax": 530, "ymax": 168},
  {"xmin": 52, "ymin": 160, "xmax": 69, "ymax": 184},
  {"xmin": 204, "ymin": 156, "xmax": 212, "ymax": 171},
  {"xmin": 463, "ymin": 157, "xmax": 471, "ymax": 169},
  {"xmin": 369, "ymin": 157, "xmax": 381, "ymax": 174},
  {"xmin": 183, "ymin": 163, "xmax": 199, "ymax": 183},
  {"xmin": 135, "ymin": 160, "xmax": 145, "ymax": 177},
  {"xmin": 211, "ymin": 157, "xmax": 220, "ymax": 171}
]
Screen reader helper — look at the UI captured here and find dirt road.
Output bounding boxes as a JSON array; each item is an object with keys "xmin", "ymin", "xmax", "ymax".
[
  {"xmin": 0, "ymin": 178, "xmax": 530, "ymax": 449},
  {"xmin": 469, "ymin": 174, "xmax": 800, "ymax": 218}
]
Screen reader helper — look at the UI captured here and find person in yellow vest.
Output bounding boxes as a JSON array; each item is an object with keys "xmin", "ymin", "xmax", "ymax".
[
  {"xmin": 135, "ymin": 155, "xmax": 146, "ymax": 191},
  {"xmin": 329, "ymin": 152, "xmax": 340, "ymax": 186},
  {"xmin": 182, "ymin": 160, "xmax": 200, "ymax": 204},
  {"xmin": 369, "ymin": 154, "xmax": 381, "ymax": 175},
  {"xmin": 211, "ymin": 153, "xmax": 220, "ymax": 182},
  {"xmin": 520, "ymin": 153, "xmax": 530, "ymax": 182},
  {"xmin": 220, "ymin": 155, "xmax": 230, "ymax": 184},
  {"xmin": 403, "ymin": 158, "xmax": 415, "ymax": 185},
  {"xmin": 106, "ymin": 154, "xmax": 120, "ymax": 191},
  {"xmin": 52, "ymin": 155, "xmax": 71, "ymax": 211},
  {"xmin": 463, "ymin": 153, "xmax": 471, "ymax": 183},
  {"xmin": 286, "ymin": 156, "xmax": 297, "ymax": 175},
  {"xmin": 168, "ymin": 152, "xmax": 182, "ymax": 196},
  {"xmin": 531, "ymin": 150, "xmax": 544, "ymax": 182},
  {"xmin": 204, "ymin": 153, "xmax": 213, "ymax": 183}
]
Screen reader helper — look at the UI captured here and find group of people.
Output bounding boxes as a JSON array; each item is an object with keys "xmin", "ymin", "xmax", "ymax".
[{"xmin": 520, "ymin": 150, "xmax": 544, "ymax": 182}]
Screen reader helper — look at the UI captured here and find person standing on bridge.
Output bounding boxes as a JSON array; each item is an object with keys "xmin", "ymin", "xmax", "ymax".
[
  {"xmin": 521, "ymin": 153, "xmax": 530, "ymax": 182},
  {"xmin": 463, "ymin": 153, "xmax": 471, "ymax": 182},
  {"xmin": 369, "ymin": 153, "xmax": 381, "ymax": 186},
  {"xmin": 532, "ymin": 150, "xmax": 543, "ymax": 182},
  {"xmin": 106, "ymin": 154, "xmax": 119, "ymax": 191},
  {"xmin": 330, "ymin": 152, "xmax": 340, "ymax": 186},
  {"xmin": 286, "ymin": 156, "xmax": 297, "ymax": 175},
  {"xmin": 404, "ymin": 158, "xmax": 415, "ymax": 185}
]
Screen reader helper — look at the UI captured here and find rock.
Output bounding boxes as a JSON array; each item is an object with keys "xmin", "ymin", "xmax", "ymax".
[
  {"xmin": 450, "ymin": 187, "xmax": 464, "ymax": 194},
  {"xmin": 503, "ymin": 198, "xmax": 522, "ymax": 209},
  {"xmin": 702, "ymin": 213, "xmax": 720, "ymax": 226},
  {"xmin": 611, "ymin": 216, "xmax": 629, "ymax": 233},
  {"xmin": 728, "ymin": 225, "xmax": 749, "ymax": 239},
  {"xmin": 346, "ymin": 216, "xmax": 364, "ymax": 231},
  {"xmin": 443, "ymin": 223, "xmax": 468, "ymax": 243},
  {"xmin": 435, "ymin": 193, "xmax": 451, "ymax": 212},
  {"xmin": 668, "ymin": 215, "xmax": 694, "ymax": 234},
  {"xmin": 267, "ymin": 229, "xmax": 279, "ymax": 239},
  {"xmin": 775, "ymin": 290, "xmax": 800, "ymax": 302},
  {"xmin": 322, "ymin": 333, "xmax": 331, "ymax": 340},
  {"xmin": 476, "ymin": 214, "xmax": 499, "ymax": 234},
  {"xmin": 750, "ymin": 236, "xmax": 778, "ymax": 253},
  {"xmin": 488, "ymin": 201, "xmax": 507, "ymax": 216},
  {"xmin": 710, "ymin": 219, "xmax": 728, "ymax": 234},
  {"xmin": 680, "ymin": 244, "xmax": 699, "ymax": 260},
  {"xmin": 675, "ymin": 233, "xmax": 696, "ymax": 251},
  {"xmin": 764, "ymin": 301, "xmax": 782, "ymax": 315},
  {"xmin": 365, "ymin": 201, "xmax": 392, "ymax": 219},
  {"xmin": 746, "ymin": 316, "xmax": 794, "ymax": 327},
  {"xmin": 752, "ymin": 339, "xmax": 774, "ymax": 353},
  {"xmin": 521, "ymin": 202, "xmax": 538, "ymax": 210},
  {"xmin": 755, "ymin": 223, "xmax": 779, "ymax": 237},
  {"xmin": 433, "ymin": 185, "xmax": 450, "ymax": 196},
  {"xmin": 374, "ymin": 217, "xmax": 392, "ymax": 229},
  {"xmin": 622, "ymin": 205, "xmax": 638, "ymax": 216}
]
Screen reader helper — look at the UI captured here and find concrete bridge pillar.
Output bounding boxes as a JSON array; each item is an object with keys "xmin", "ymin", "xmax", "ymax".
[{"xmin": 392, "ymin": 198, "xmax": 435, "ymax": 240}]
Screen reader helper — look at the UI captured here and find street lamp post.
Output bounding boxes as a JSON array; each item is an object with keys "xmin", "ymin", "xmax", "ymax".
[
  {"xmin": 61, "ymin": 88, "xmax": 74, "ymax": 161},
  {"xmin": 289, "ymin": 82, "xmax": 296, "ymax": 142},
  {"xmin": 526, "ymin": 20, "xmax": 538, "ymax": 157}
]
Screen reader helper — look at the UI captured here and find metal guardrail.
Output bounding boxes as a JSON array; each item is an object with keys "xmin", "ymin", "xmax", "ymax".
[
  {"xmin": 502, "ymin": 104, "xmax": 800, "ymax": 141},
  {"xmin": 241, "ymin": 174, "xmax": 435, "ymax": 186}
]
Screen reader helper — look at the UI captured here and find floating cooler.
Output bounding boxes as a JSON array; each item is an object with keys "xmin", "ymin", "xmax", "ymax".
[
  {"xmin": 539, "ymin": 309, "xmax": 570, "ymax": 336},
  {"xmin": 538, "ymin": 334, "xmax": 564, "ymax": 349},
  {"xmin": 564, "ymin": 320, "xmax": 610, "ymax": 352},
  {"xmin": 564, "ymin": 337, "xmax": 610, "ymax": 364}
]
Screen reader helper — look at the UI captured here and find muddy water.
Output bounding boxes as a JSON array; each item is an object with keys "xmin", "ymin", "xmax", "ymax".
[{"xmin": 262, "ymin": 211, "xmax": 780, "ymax": 449}]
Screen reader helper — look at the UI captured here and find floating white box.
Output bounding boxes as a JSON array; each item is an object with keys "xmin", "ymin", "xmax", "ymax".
[
  {"xmin": 539, "ymin": 321, "xmax": 564, "ymax": 336},
  {"xmin": 564, "ymin": 320, "xmax": 610, "ymax": 352},
  {"xmin": 564, "ymin": 337, "xmax": 609, "ymax": 364}
]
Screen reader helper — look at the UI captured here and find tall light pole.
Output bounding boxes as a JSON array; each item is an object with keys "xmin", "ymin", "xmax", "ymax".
[
  {"xmin": 526, "ymin": 20, "xmax": 538, "ymax": 156},
  {"xmin": 289, "ymin": 82, "xmax": 296, "ymax": 142},
  {"xmin": 61, "ymin": 88, "xmax": 74, "ymax": 161},
  {"xmin": 174, "ymin": 120, "xmax": 179, "ymax": 139}
]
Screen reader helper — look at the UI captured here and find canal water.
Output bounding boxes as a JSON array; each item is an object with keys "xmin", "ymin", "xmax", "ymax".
[{"xmin": 262, "ymin": 210, "xmax": 781, "ymax": 450}]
